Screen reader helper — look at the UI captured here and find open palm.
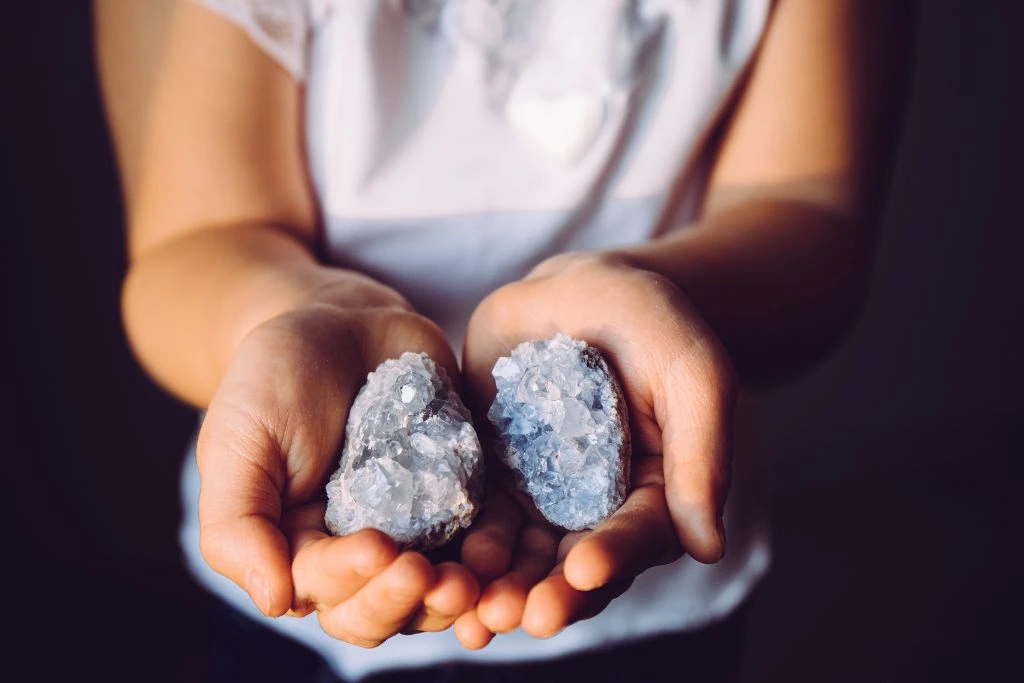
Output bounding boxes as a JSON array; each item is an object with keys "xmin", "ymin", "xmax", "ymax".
[
  {"xmin": 196, "ymin": 301, "xmax": 480, "ymax": 647},
  {"xmin": 453, "ymin": 252, "xmax": 735, "ymax": 648}
]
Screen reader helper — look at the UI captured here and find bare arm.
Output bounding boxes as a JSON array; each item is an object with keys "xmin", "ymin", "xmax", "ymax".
[
  {"xmin": 455, "ymin": 0, "xmax": 918, "ymax": 644},
  {"xmin": 616, "ymin": 0, "xmax": 917, "ymax": 385},
  {"xmin": 95, "ymin": 0, "xmax": 476, "ymax": 644},
  {"xmin": 96, "ymin": 0, "xmax": 396, "ymax": 406}
]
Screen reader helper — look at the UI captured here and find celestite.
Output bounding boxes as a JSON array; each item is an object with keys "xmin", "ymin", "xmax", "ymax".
[
  {"xmin": 488, "ymin": 334, "xmax": 631, "ymax": 530},
  {"xmin": 324, "ymin": 352, "xmax": 484, "ymax": 550}
]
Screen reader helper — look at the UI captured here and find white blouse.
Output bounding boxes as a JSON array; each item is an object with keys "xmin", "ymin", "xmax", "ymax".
[{"xmin": 181, "ymin": 1, "xmax": 772, "ymax": 679}]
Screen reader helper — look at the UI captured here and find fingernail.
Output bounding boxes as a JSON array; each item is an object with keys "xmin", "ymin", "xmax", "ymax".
[{"xmin": 247, "ymin": 568, "xmax": 271, "ymax": 616}]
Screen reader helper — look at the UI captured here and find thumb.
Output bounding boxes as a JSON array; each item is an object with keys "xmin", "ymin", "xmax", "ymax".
[
  {"xmin": 657, "ymin": 347, "xmax": 735, "ymax": 564},
  {"xmin": 196, "ymin": 401, "xmax": 294, "ymax": 617}
]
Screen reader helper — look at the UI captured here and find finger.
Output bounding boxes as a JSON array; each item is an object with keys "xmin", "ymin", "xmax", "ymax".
[
  {"xmin": 289, "ymin": 525, "xmax": 398, "ymax": 612},
  {"xmin": 463, "ymin": 268, "xmax": 735, "ymax": 563},
  {"xmin": 561, "ymin": 490, "xmax": 678, "ymax": 592},
  {"xmin": 519, "ymin": 531, "xmax": 590, "ymax": 637},
  {"xmin": 401, "ymin": 562, "xmax": 480, "ymax": 633},
  {"xmin": 461, "ymin": 484, "xmax": 524, "ymax": 583},
  {"xmin": 521, "ymin": 568, "xmax": 633, "ymax": 639},
  {"xmin": 197, "ymin": 409, "xmax": 293, "ymax": 617},
  {"xmin": 476, "ymin": 523, "xmax": 560, "ymax": 634},
  {"xmin": 454, "ymin": 610, "xmax": 495, "ymax": 650},
  {"xmin": 562, "ymin": 458, "xmax": 682, "ymax": 591},
  {"xmin": 317, "ymin": 551, "xmax": 435, "ymax": 648},
  {"xmin": 657, "ymin": 346, "xmax": 735, "ymax": 563}
]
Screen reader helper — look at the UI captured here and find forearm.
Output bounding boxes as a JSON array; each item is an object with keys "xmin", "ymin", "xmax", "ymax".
[
  {"xmin": 122, "ymin": 223, "xmax": 405, "ymax": 406},
  {"xmin": 615, "ymin": 197, "xmax": 873, "ymax": 386},
  {"xmin": 609, "ymin": 0, "xmax": 913, "ymax": 387}
]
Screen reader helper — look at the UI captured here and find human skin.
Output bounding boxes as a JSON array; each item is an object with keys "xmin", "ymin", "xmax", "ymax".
[
  {"xmin": 96, "ymin": 0, "xmax": 915, "ymax": 650},
  {"xmin": 454, "ymin": 0, "xmax": 918, "ymax": 645}
]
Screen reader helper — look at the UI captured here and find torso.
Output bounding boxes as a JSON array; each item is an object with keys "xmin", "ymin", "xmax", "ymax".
[{"xmin": 183, "ymin": 1, "xmax": 773, "ymax": 679}]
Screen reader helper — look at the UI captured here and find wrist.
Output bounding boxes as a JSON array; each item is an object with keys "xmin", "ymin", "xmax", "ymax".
[
  {"xmin": 225, "ymin": 266, "xmax": 415, "ymax": 366},
  {"xmin": 294, "ymin": 271, "xmax": 413, "ymax": 317},
  {"xmin": 520, "ymin": 246, "xmax": 735, "ymax": 383},
  {"xmin": 122, "ymin": 223, "xmax": 415, "ymax": 405}
]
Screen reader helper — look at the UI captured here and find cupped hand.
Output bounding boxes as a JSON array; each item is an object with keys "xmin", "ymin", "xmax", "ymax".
[
  {"xmin": 196, "ymin": 283, "xmax": 479, "ymax": 648},
  {"xmin": 453, "ymin": 252, "xmax": 736, "ymax": 648}
]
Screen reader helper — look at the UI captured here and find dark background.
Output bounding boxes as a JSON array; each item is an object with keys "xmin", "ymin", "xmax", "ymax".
[{"xmin": 6, "ymin": 1, "xmax": 1022, "ymax": 681}]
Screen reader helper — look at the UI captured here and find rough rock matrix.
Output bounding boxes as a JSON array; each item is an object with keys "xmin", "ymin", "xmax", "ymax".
[
  {"xmin": 488, "ymin": 334, "xmax": 631, "ymax": 530},
  {"xmin": 325, "ymin": 352, "xmax": 483, "ymax": 550}
]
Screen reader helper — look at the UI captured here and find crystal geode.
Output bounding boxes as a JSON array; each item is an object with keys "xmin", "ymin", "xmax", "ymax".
[
  {"xmin": 488, "ymin": 334, "xmax": 631, "ymax": 530},
  {"xmin": 324, "ymin": 352, "xmax": 484, "ymax": 550}
]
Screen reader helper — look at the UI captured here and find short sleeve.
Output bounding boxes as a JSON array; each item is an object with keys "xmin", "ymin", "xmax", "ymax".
[{"xmin": 192, "ymin": 0, "xmax": 311, "ymax": 80}]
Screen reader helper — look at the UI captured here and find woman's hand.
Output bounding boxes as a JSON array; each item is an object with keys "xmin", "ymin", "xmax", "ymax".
[
  {"xmin": 196, "ymin": 284, "xmax": 479, "ymax": 648},
  {"xmin": 453, "ymin": 252, "xmax": 736, "ymax": 648}
]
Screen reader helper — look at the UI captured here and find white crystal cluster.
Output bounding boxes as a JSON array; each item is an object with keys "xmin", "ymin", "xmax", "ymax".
[
  {"xmin": 325, "ymin": 352, "xmax": 483, "ymax": 550},
  {"xmin": 488, "ymin": 334, "xmax": 631, "ymax": 530}
]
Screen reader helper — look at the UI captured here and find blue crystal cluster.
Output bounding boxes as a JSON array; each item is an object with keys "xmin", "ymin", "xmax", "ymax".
[
  {"xmin": 488, "ymin": 334, "xmax": 630, "ymax": 530},
  {"xmin": 324, "ymin": 352, "xmax": 484, "ymax": 550}
]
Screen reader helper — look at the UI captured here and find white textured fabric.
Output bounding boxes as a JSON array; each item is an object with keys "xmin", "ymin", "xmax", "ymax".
[{"xmin": 185, "ymin": 1, "xmax": 773, "ymax": 679}]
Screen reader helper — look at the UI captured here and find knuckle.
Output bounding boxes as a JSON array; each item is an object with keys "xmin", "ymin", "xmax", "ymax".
[
  {"xmin": 197, "ymin": 401, "xmax": 277, "ymax": 472},
  {"xmin": 318, "ymin": 613, "xmax": 384, "ymax": 649},
  {"xmin": 348, "ymin": 635, "xmax": 384, "ymax": 649},
  {"xmin": 464, "ymin": 530, "xmax": 505, "ymax": 559},
  {"xmin": 476, "ymin": 281, "xmax": 525, "ymax": 321},
  {"xmin": 197, "ymin": 523, "xmax": 230, "ymax": 571},
  {"xmin": 421, "ymin": 615, "xmax": 457, "ymax": 633},
  {"xmin": 380, "ymin": 310, "xmax": 452, "ymax": 359},
  {"xmin": 382, "ymin": 577, "xmax": 427, "ymax": 606},
  {"xmin": 586, "ymin": 262, "xmax": 680, "ymax": 316},
  {"xmin": 356, "ymin": 596, "xmax": 388, "ymax": 627},
  {"xmin": 388, "ymin": 309, "xmax": 440, "ymax": 341}
]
